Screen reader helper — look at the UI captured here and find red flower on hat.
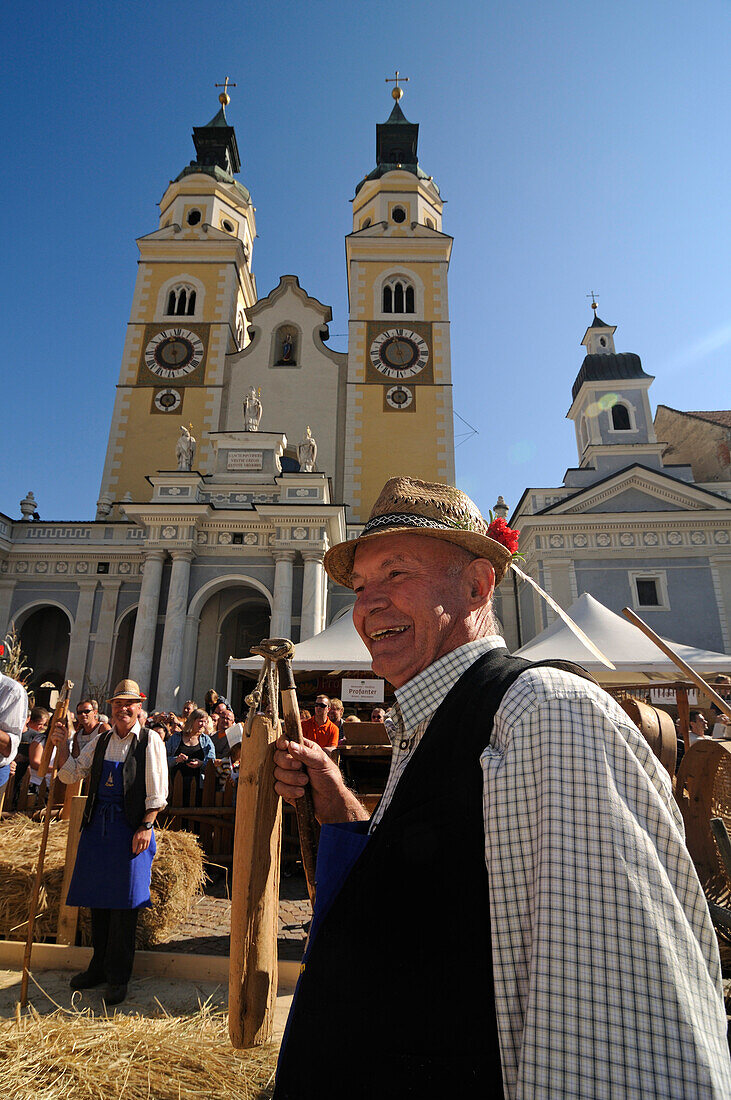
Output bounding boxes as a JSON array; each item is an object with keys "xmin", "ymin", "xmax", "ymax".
[
  {"xmin": 487, "ymin": 516, "xmax": 520, "ymax": 557},
  {"xmin": 140, "ymin": 692, "xmax": 147, "ymax": 700}
]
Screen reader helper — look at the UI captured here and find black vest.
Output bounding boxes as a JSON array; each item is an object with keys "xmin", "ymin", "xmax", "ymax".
[
  {"xmin": 81, "ymin": 727, "xmax": 150, "ymax": 831},
  {"xmin": 275, "ymin": 650, "xmax": 591, "ymax": 1100}
]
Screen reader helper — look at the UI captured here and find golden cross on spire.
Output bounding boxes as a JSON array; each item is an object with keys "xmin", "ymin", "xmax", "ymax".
[
  {"xmin": 385, "ymin": 70, "xmax": 409, "ymax": 101},
  {"xmin": 215, "ymin": 76, "xmax": 237, "ymax": 107},
  {"xmin": 586, "ymin": 290, "xmax": 600, "ymax": 315}
]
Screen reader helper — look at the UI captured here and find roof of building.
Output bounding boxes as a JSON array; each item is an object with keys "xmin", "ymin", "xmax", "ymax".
[
  {"xmin": 174, "ymin": 103, "xmax": 249, "ymax": 201},
  {"xmin": 355, "ymin": 99, "xmax": 439, "ymax": 196},
  {"xmin": 571, "ymin": 352, "xmax": 653, "ymax": 402},
  {"xmin": 685, "ymin": 410, "xmax": 731, "ymax": 428}
]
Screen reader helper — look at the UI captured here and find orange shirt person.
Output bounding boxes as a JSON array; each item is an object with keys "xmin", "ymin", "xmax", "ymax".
[{"xmin": 301, "ymin": 695, "xmax": 339, "ymax": 752}]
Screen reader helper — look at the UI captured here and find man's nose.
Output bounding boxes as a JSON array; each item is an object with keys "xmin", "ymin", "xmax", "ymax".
[{"xmin": 355, "ymin": 581, "xmax": 391, "ymax": 612}]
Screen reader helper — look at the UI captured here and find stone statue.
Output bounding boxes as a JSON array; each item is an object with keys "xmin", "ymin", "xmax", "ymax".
[
  {"xmin": 176, "ymin": 424, "xmax": 196, "ymax": 471},
  {"xmin": 244, "ymin": 386, "xmax": 263, "ymax": 432},
  {"xmin": 95, "ymin": 492, "xmax": 114, "ymax": 519},
  {"xmin": 297, "ymin": 426, "xmax": 318, "ymax": 472},
  {"xmin": 281, "ymin": 331, "xmax": 294, "ymax": 362}
]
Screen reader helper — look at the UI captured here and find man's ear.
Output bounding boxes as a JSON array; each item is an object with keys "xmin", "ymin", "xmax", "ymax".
[{"xmin": 466, "ymin": 558, "xmax": 495, "ymax": 605}]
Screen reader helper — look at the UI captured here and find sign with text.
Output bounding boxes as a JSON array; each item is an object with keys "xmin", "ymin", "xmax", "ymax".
[
  {"xmin": 227, "ymin": 450, "xmax": 263, "ymax": 471},
  {"xmin": 341, "ymin": 678, "xmax": 384, "ymax": 703}
]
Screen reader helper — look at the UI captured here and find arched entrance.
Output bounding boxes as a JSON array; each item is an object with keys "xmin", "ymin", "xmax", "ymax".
[
  {"xmin": 192, "ymin": 585, "xmax": 271, "ymax": 714},
  {"xmin": 18, "ymin": 605, "xmax": 71, "ymax": 708}
]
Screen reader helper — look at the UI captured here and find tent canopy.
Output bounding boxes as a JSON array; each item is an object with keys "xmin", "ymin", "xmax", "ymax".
[
  {"xmin": 228, "ymin": 608, "xmax": 372, "ymax": 673},
  {"xmin": 515, "ymin": 593, "xmax": 730, "ymax": 682}
]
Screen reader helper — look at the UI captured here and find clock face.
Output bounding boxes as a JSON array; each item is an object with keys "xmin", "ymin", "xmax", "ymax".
[
  {"xmin": 144, "ymin": 328, "xmax": 204, "ymax": 379},
  {"xmin": 369, "ymin": 328, "xmax": 429, "ymax": 378},
  {"xmin": 153, "ymin": 388, "xmax": 182, "ymax": 413}
]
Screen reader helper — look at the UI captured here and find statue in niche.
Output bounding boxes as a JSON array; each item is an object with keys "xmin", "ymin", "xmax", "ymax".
[
  {"xmin": 297, "ymin": 426, "xmax": 318, "ymax": 472},
  {"xmin": 244, "ymin": 386, "xmax": 263, "ymax": 431},
  {"xmin": 276, "ymin": 329, "xmax": 296, "ymax": 365},
  {"xmin": 176, "ymin": 424, "xmax": 196, "ymax": 471}
]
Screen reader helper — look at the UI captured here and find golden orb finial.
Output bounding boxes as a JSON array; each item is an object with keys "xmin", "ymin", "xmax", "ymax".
[
  {"xmin": 214, "ymin": 77, "xmax": 236, "ymax": 109},
  {"xmin": 386, "ymin": 70, "xmax": 409, "ymax": 101}
]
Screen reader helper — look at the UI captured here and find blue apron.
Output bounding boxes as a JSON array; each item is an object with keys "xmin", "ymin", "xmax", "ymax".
[
  {"xmin": 279, "ymin": 820, "xmax": 370, "ymax": 1062},
  {"xmin": 0, "ymin": 762, "xmax": 10, "ymax": 791},
  {"xmin": 66, "ymin": 759, "xmax": 156, "ymax": 909}
]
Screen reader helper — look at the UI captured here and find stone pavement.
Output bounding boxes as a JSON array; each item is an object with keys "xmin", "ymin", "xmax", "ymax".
[{"xmin": 151, "ymin": 866, "xmax": 312, "ymax": 961}]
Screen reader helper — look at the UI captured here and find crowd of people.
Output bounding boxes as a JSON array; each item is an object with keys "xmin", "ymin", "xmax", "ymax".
[{"xmin": 1, "ymin": 685, "xmax": 397, "ymax": 812}]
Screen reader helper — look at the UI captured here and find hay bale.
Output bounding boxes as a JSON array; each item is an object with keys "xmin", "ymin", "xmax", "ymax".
[
  {"xmin": 0, "ymin": 1003, "xmax": 277, "ymax": 1099},
  {"xmin": 0, "ymin": 818, "xmax": 205, "ymax": 948}
]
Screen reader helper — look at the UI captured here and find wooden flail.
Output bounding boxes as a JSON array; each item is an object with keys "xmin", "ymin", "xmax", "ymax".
[
  {"xmin": 229, "ymin": 638, "xmax": 319, "ymax": 1050},
  {"xmin": 20, "ymin": 679, "xmax": 73, "ymax": 1006}
]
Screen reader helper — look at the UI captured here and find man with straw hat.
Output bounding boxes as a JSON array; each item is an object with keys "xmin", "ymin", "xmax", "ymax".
[
  {"xmin": 53, "ymin": 678, "xmax": 168, "ymax": 1005},
  {"xmin": 273, "ymin": 477, "xmax": 731, "ymax": 1099}
]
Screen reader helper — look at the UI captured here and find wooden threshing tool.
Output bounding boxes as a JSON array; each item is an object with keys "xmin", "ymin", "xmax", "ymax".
[
  {"xmin": 228, "ymin": 638, "xmax": 319, "ymax": 1049},
  {"xmin": 20, "ymin": 679, "xmax": 73, "ymax": 1007}
]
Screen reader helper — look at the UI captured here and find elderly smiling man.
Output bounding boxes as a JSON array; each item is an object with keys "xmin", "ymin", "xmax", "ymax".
[{"xmin": 273, "ymin": 477, "xmax": 731, "ymax": 1100}]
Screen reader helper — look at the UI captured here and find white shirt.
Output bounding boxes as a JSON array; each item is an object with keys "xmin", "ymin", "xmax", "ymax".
[
  {"xmin": 58, "ymin": 720, "xmax": 168, "ymax": 811},
  {"xmin": 0, "ymin": 671, "xmax": 28, "ymax": 767},
  {"xmin": 372, "ymin": 637, "xmax": 731, "ymax": 1098}
]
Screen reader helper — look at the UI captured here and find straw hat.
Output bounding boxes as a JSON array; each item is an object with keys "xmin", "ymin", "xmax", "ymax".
[
  {"xmin": 324, "ymin": 476, "xmax": 513, "ymax": 589},
  {"xmin": 108, "ymin": 678, "xmax": 145, "ymax": 703}
]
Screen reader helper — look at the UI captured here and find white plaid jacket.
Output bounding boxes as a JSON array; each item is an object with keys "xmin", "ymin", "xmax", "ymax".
[{"xmin": 376, "ymin": 639, "xmax": 731, "ymax": 1099}]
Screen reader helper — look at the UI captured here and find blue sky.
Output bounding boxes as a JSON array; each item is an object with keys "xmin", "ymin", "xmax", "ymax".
[{"xmin": 2, "ymin": 1, "xmax": 728, "ymax": 524}]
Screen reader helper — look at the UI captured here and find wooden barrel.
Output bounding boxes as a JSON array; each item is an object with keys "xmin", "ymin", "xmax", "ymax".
[
  {"xmin": 618, "ymin": 696, "xmax": 677, "ymax": 776},
  {"xmin": 675, "ymin": 740, "xmax": 731, "ymax": 919}
]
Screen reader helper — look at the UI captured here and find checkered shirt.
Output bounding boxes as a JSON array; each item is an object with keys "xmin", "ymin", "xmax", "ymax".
[{"xmin": 372, "ymin": 637, "xmax": 731, "ymax": 1098}]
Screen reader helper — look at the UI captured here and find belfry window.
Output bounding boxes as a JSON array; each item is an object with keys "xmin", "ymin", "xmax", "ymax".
[
  {"xmin": 382, "ymin": 277, "xmax": 415, "ymax": 314},
  {"xmin": 611, "ymin": 403, "xmax": 631, "ymax": 431},
  {"xmin": 165, "ymin": 285, "xmax": 197, "ymax": 317}
]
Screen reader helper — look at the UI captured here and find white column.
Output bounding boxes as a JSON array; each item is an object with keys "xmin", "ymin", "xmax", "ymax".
[
  {"xmin": 0, "ymin": 580, "xmax": 17, "ymax": 636},
  {"xmin": 128, "ymin": 550, "xmax": 166, "ymax": 697},
  {"xmin": 65, "ymin": 580, "xmax": 98, "ymax": 704},
  {"xmin": 301, "ymin": 550, "xmax": 326, "ymax": 641},
  {"xmin": 270, "ymin": 551, "xmax": 295, "ymax": 638},
  {"xmin": 88, "ymin": 579, "xmax": 121, "ymax": 689},
  {"xmin": 155, "ymin": 550, "xmax": 194, "ymax": 711},
  {"xmin": 178, "ymin": 614, "xmax": 200, "ymax": 705}
]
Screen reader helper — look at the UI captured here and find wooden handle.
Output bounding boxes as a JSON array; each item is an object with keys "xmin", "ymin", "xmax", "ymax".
[
  {"xmin": 622, "ymin": 608, "xmax": 731, "ymax": 722},
  {"xmin": 229, "ymin": 715, "xmax": 281, "ymax": 1048},
  {"xmin": 278, "ymin": 658, "xmax": 320, "ymax": 905},
  {"xmin": 37, "ymin": 681, "xmax": 73, "ymax": 780}
]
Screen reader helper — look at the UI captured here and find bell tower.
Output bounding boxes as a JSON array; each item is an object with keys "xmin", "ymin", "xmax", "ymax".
[
  {"xmin": 96, "ymin": 84, "xmax": 257, "ymax": 515},
  {"xmin": 342, "ymin": 78, "xmax": 455, "ymax": 523}
]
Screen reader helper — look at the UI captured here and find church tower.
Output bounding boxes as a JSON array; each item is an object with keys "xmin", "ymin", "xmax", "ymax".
[
  {"xmin": 567, "ymin": 301, "xmax": 665, "ymax": 477},
  {"xmin": 342, "ymin": 80, "xmax": 455, "ymax": 523},
  {"xmin": 96, "ymin": 86, "xmax": 257, "ymax": 515}
]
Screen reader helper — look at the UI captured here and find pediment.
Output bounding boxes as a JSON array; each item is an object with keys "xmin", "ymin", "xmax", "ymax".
[{"xmin": 543, "ymin": 466, "xmax": 730, "ymax": 516}]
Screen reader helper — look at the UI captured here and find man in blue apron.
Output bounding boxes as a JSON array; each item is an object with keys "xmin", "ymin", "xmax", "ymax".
[
  {"xmin": 54, "ymin": 678, "xmax": 168, "ymax": 1006},
  {"xmin": 0, "ymin": 666, "xmax": 28, "ymax": 807},
  {"xmin": 272, "ymin": 477, "xmax": 731, "ymax": 1100}
]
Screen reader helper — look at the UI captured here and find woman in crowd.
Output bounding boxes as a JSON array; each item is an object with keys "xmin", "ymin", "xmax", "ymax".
[{"xmin": 166, "ymin": 708, "xmax": 215, "ymax": 805}]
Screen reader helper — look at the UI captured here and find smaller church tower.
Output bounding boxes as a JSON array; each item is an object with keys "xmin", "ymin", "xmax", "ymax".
[
  {"xmin": 96, "ymin": 85, "xmax": 257, "ymax": 514},
  {"xmin": 566, "ymin": 301, "xmax": 665, "ymax": 477},
  {"xmin": 342, "ymin": 78, "xmax": 455, "ymax": 523}
]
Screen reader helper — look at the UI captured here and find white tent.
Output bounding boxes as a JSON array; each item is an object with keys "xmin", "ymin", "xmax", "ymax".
[
  {"xmin": 516, "ymin": 593, "xmax": 731, "ymax": 682},
  {"xmin": 227, "ymin": 608, "xmax": 372, "ymax": 677}
]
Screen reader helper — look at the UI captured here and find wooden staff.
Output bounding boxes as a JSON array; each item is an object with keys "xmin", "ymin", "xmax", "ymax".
[
  {"xmin": 228, "ymin": 714, "xmax": 281, "ymax": 1048},
  {"xmin": 20, "ymin": 681, "xmax": 73, "ymax": 1007},
  {"xmin": 622, "ymin": 608, "xmax": 731, "ymax": 722},
  {"xmin": 36, "ymin": 681, "xmax": 73, "ymax": 780},
  {"xmin": 250, "ymin": 639, "xmax": 320, "ymax": 904}
]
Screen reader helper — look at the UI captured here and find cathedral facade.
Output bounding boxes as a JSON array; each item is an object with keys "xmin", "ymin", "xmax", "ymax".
[{"xmin": 0, "ymin": 88, "xmax": 456, "ymax": 713}]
